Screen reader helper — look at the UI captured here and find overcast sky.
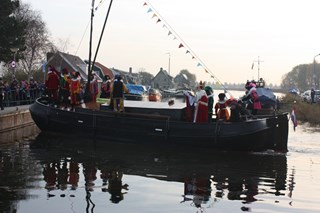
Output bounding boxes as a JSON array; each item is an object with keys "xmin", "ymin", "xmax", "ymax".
[{"xmin": 24, "ymin": 0, "xmax": 320, "ymax": 85}]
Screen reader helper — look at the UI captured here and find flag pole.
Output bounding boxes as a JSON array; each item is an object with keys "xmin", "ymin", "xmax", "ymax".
[{"xmin": 84, "ymin": 0, "xmax": 96, "ymax": 103}]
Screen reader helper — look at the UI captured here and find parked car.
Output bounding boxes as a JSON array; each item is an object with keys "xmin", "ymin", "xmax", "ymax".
[
  {"xmin": 301, "ymin": 89, "xmax": 320, "ymax": 103},
  {"xmin": 148, "ymin": 88, "xmax": 162, "ymax": 102},
  {"xmin": 124, "ymin": 84, "xmax": 148, "ymax": 101}
]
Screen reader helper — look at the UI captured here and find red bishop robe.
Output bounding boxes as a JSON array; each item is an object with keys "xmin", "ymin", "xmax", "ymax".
[{"xmin": 194, "ymin": 90, "xmax": 208, "ymax": 123}]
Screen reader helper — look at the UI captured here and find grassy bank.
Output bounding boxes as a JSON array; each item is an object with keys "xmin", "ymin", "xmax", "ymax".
[{"xmin": 279, "ymin": 94, "xmax": 320, "ymax": 126}]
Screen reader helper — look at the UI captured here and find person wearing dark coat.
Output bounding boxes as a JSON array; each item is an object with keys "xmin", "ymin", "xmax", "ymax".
[
  {"xmin": 45, "ymin": 66, "xmax": 60, "ymax": 105},
  {"xmin": 229, "ymin": 99, "xmax": 250, "ymax": 122},
  {"xmin": 111, "ymin": 75, "xmax": 128, "ymax": 112},
  {"xmin": 311, "ymin": 88, "xmax": 315, "ymax": 103}
]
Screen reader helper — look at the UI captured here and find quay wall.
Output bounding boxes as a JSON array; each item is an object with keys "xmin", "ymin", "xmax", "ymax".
[{"xmin": 0, "ymin": 106, "xmax": 40, "ymax": 143}]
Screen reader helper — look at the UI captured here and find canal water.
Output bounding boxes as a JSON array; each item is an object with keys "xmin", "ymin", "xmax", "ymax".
[{"xmin": 1, "ymin": 121, "xmax": 320, "ymax": 213}]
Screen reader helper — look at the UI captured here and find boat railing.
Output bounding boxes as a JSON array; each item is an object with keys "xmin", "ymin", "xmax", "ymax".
[
  {"xmin": 76, "ymin": 106, "xmax": 172, "ymax": 121},
  {"xmin": 3, "ymin": 88, "xmax": 44, "ymax": 107}
]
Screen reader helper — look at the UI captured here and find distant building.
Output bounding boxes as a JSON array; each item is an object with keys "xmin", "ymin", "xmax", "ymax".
[
  {"xmin": 89, "ymin": 61, "xmax": 114, "ymax": 80},
  {"xmin": 46, "ymin": 51, "xmax": 140, "ymax": 86},
  {"xmin": 46, "ymin": 51, "xmax": 102, "ymax": 82},
  {"xmin": 151, "ymin": 67, "xmax": 174, "ymax": 90},
  {"xmin": 174, "ymin": 73, "xmax": 190, "ymax": 90},
  {"xmin": 89, "ymin": 63, "xmax": 140, "ymax": 84}
]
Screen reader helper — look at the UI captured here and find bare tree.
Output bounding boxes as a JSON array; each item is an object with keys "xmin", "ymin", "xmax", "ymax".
[{"xmin": 15, "ymin": 3, "xmax": 56, "ymax": 79}]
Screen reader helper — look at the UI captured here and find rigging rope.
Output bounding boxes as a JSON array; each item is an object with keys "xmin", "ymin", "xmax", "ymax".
[
  {"xmin": 144, "ymin": 1, "xmax": 232, "ymax": 97},
  {"xmin": 75, "ymin": 0, "xmax": 107, "ymax": 55}
]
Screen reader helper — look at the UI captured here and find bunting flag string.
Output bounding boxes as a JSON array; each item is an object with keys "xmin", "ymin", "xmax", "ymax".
[
  {"xmin": 143, "ymin": 1, "xmax": 229, "ymax": 93},
  {"xmin": 94, "ymin": 0, "xmax": 105, "ymax": 11}
]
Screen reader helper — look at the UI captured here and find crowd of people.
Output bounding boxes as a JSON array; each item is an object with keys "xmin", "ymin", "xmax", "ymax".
[
  {"xmin": 0, "ymin": 76, "xmax": 45, "ymax": 110},
  {"xmin": 0, "ymin": 64, "xmax": 263, "ymax": 121},
  {"xmin": 183, "ymin": 80, "xmax": 261, "ymax": 123},
  {"xmin": 44, "ymin": 65, "xmax": 132, "ymax": 112}
]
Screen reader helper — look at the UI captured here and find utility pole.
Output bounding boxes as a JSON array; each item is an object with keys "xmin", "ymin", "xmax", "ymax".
[
  {"xmin": 313, "ymin": 53, "xmax": 320, "ymax": 89},
  {"xmin": 253, "ymin": 56, "xmax": 264, "ymax": 80},
  {"xmin": 166, "ymin": 52, "xmax": 171, "ymax": 75}
]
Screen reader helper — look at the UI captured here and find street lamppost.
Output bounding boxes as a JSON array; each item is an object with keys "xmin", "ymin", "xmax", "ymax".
[
  {"xmin": 166, "ymin": 52, "xmax": 171, "ymax": 75},
  {"xmin": 313, "ymin": 53, "xmax": 320, "ymax": 89},
  {"xmin": 10, "ymin": 47, "xmax": 19, "ymax": 78}
]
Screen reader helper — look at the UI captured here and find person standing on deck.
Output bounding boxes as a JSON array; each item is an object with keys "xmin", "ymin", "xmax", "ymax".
[
  {"xmin": 183, "ymin": 90, "xmax": 195, "ymax": 122},
  {"xmin": 45, "ymin": 66, "xmax": 60, "ymax": 106},
  {"xmin": 215, "ymin": 93, "xmax": 232, "ymax": 121},
  {"xmin": 59, "ymin": 68, "xmax": 71, "ymax": 109},
  {"xmin": 205, "ymin": 86, "xmax": 214, "ymax": 122},
  {"xmin": 100, "ymin": 75, "xmax": 111, "ymax": 98},
  {"xmin": 194, "ymin": 81, "xmax": 208, "ymax": 123},
  {"xmin": 89, "ymin": 73, "xmax": 98, "ymax": 102},
  {"xmin": 242, "ymin": 82, "xmax": 261, "ymax": 115},
  {"xmin": 111, "ymin": 75, "xmax": 128, "ymax": 112},
  {"xmin": 70, "ymin": 72, "xmax": 81, "ymax": 110}
]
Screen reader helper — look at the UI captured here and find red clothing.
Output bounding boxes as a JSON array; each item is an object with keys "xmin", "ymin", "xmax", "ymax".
[
  {"xmin": 184, "ymin": 93, "xmax": 195, "ymax": 122},
  {"xmin": 251, "ymin": 90, "xmax": 261, "ymax": 109},
  {"xmin": 90, "ymin": 78, "xmax": 98, "ymax": 102},
  {"xmin": 45, "ymin": 71, "xmax": 60, "ymax": 101},
  {"xmin": 215, "ymin": 99, "xmax": 232, "ymax": 121},
  {"xmin": 46, "ymin": 71, "xmax": 59, "ymax": 89},
  {"xmin": 195, "ymin": 94, "xmax": 208, "ymax": 123},
  {"xmin": 70, "ymin": 78, "xmax": 81, "ymax": 105}
]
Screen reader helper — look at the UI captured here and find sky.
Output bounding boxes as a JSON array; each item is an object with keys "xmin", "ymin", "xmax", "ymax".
[{"xmin": 23, "ymin": 0, "xmax": 320, "ymax": 85}]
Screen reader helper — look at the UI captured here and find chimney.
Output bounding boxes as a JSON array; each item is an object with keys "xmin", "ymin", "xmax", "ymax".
[
  {"xmin": 46, "ymin": 52, "xmax": 55, "ymax": 61},
  {"xmin": 129, "ymin": 67, "xmax": 132, "ymax": 74}
]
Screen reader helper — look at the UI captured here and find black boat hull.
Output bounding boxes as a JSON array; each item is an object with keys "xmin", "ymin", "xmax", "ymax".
[{"xmin": 29, "ymin": 98, "xmax": 288, "ymax": 152}]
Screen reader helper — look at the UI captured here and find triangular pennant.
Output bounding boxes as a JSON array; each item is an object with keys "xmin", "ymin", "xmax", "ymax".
[
  {"xmin": 185, "ymin": 50, "xmax": 190, "ymax": 54},
  {"xmin": 178, "ymin": 43, "xmax": 184, "ymax": 48},
  {"xmin": 152, "ymin": 13, "xmax": 157, "ymax": 18},
  {"xmin": 205, "ymin": 69, "xmax": 209, "ymax": 73},
  {"xmin": 168, "ymin": 31, "xmax": 172, "ymax": 36},
  {"xmin": 143, "ymin": 2, "xmax": 147, "ymax": 6},
  {"xmin": 197, "ymin": 63, "xmax": 202, "ymax": 67},
  {"xmin": 173, "ymin": 36, "xmax": 177, "ymax": 40},
  {"xmin": 147, "ymin": 8, "xmax": 152, "ymax": 13},
  {"xmin": 156, "ymin": 18, "xmax": 161, "ymax": 23},
  {"xmin": 192, "ymin": 56, "xmax": 195, "ymax": 59}
]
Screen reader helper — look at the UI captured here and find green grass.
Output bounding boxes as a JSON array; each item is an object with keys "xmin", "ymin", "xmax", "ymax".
[{"xmin": 280, "ymin": 94, "xmax": 320, "ymax": 125}]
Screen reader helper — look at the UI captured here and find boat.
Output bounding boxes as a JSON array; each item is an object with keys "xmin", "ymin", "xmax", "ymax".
[
  {"xmin": 29, "ymin": 97, "xmax": 289, "ymax": 152},
  {"xmin": 243, "ymin": 78, "xmax": 279, "ymax": 111},
  {"xmin": 29, "ymin": 2, "xmax": 289, "ymax": 153},
  {"xmin": 124, "ymin": 84, "xmax": 148, "ymax": 101},
  {"xmin": 148, "ymin": 88, "xmax": 162, "ymax": 102}
]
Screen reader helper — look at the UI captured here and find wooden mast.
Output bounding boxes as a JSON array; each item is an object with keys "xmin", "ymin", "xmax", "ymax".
[{"xmin": 84, "ymin": 0, "xmax": 114, "ymax": 103}]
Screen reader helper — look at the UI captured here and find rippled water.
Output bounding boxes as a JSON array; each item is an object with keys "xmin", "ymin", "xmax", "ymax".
[{"xmin": 1, "ymin": 119, "xmax": 320, "ymax": 213}]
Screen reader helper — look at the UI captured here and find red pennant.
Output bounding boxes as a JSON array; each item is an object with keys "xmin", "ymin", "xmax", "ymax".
[
  {"xmin": 178, "ymin": 43, "xmax": 184, "ymax": 48},
  {"xmin": 143, "ymin": 2, "xmax": 147, "ymax": 6}
]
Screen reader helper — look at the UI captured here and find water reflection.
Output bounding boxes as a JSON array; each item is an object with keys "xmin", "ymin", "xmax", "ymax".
[
  {"xmin": 0, "ymin": 124, "xmax": 40, "ymax": 145},
  {"xmin": 0, "ymin": 132, "xmax": 293, "ymax": 212}
]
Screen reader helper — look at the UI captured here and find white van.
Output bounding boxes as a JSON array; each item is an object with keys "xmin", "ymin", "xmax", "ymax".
[{"xmin": 301, "ymin": 89, "xmax": 320, "ymax": 103}]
